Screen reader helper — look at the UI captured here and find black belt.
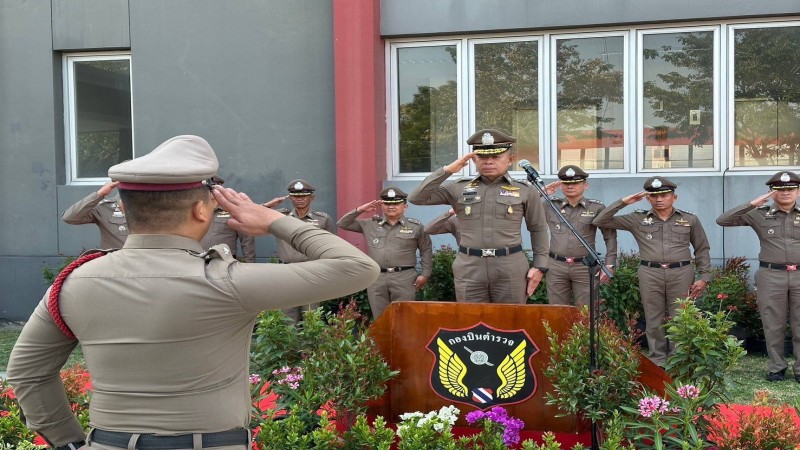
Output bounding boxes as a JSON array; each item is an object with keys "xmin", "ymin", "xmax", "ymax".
[
  {"xmin": 91, "ymin": 428, "xmax": 249, "ymax": 449},
  {"xmin": 640, "ymin": 260, "xmax": 691, "ymax": 269},
  {"xmin": 760, "ymin": 261, "xmax": 800, "ymax": 271},
  {"xmin": 549, "ymin": 252, "xmax": 587, "ymax": 264},
  {"xmin": 380, "ymin": 266, "xmax": 415, "ymax": 273},
  {"xmin": 458, "ymin": 244, "xmax": 523, "ymax": 258}
]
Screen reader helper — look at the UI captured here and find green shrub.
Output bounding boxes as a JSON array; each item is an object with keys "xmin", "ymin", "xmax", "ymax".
[
  {"xmin": 419, "ymin": 245, "xmax": 457, "ymax": 302},
  {"xmin": 599, "ymin": 251, "xmax": 643, "ymax": 333},
  {"xmin": 695, "ymin": 257, "xmax": 761, "ymax": 338}
]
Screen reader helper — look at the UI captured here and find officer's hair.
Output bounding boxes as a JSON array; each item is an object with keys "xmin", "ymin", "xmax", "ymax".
[{"xmin": 119, "ymin": 187, "xmax": 212, "ymax": 231}]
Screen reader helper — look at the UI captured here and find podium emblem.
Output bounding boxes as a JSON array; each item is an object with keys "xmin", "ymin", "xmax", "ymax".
[{"xmin": 427, "ymin": 322, "xmax": 538, "ymax": 409}]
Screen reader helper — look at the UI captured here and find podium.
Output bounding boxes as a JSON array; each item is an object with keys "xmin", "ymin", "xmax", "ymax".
[{"xmin": 367, "ymin": 301, "xmax": 668, "ymax": 432}]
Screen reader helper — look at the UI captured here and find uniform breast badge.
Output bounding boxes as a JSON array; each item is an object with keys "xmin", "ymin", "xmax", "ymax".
[
  {"xmin": 768, "ymin": 229, "xmax": 775, "ymax": 235},
  {"xmin": 465, "ymin": 206, "xmax": 472, "ymax": 215},
  {"xmin": 645, "ymin": 233, "xmax": 653, "ymax": 240},
  {"xmin": 507, "ymin": 206, "xmax": 513, "ymax": 214},
  {"xmin": 642, "ymin": 217, "xmax": 654, "ymax": 225}
]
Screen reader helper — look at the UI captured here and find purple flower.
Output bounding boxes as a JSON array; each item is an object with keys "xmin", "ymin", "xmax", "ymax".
[
  {"xmin": 639, "ymin": 395, "xmax": 671, "ymax": 418},
  {"xmin": 677, "ymin": 384, "xmax": 700, "ymax": 400},
  {"xmin": 466, "ymin": 406, "xmax": 525, "ymax": 446},
  {"xmin": 465, "ymin": 410, "xmax": 486, "ymax": 424}
]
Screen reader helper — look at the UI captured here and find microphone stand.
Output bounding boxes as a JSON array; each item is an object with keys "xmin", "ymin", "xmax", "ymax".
[{"xmin": 523, "ymin": 169, "xmax": 612, "ymax": 450}]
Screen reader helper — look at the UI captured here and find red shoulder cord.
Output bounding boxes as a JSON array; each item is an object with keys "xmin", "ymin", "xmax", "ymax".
[{"xmin": 47, "ymin": 251, "xmax": 107, "ymax": 339}]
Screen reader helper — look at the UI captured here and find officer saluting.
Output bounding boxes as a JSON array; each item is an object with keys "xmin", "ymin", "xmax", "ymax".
[
  {"xmin": 271, "ymin": 179, "xmax": 336, "ymax": 322},
  {"xmin": 338, "ymin": 187, "xmax": 432, "ymax": 319},
  {"xmin": 7, "ymin": 135, "xmax": 378, "ymax": 450},
  {"xmin": 592, "ymin": 176, "xmax": 711, "ymax": 367},
  {"xmin": 62, "ymin": 180, "xmax": 128, "ymax": 248},
  {"xmin": 543, "ymin": 165, "xmax": 617, "ymax": 306},
  {"xmin": 409, "ymin": 129, "xmax": 549, "ymax": 303},
  {"xmin": 199, "ymin": 176, "xmax": 257, "ymax": 262},
  {"xmin": 717, "ymin": 171, "xmax": 800, "ymax": 382}
]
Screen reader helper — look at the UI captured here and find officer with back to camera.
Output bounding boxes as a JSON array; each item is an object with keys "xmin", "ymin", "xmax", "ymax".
[
  {"xmin": 7, "ymin": 135, "xmax": 379, "ymax": 450},
  {"xmin": 62, "ymin": 180, "xmax": 128, "ymax": 248}
]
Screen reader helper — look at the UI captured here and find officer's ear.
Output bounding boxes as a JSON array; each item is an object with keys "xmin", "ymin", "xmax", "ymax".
[{"xmin": 192, "ymin": 199, "xmax": 214, "ymax": 224}]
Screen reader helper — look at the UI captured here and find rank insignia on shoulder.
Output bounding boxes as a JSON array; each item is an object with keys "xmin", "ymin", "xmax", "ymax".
[
  {"xmin": 372, "ymin": 215, "xmax": 382, "ymax": 221},
  {"xmin": 634, "ymin": 209, "xmax": 647, "ymax": 214},
  {"xmin": 677, "ymin": 209, "xmax": 695, "ymax": 215},
  {"xmin": 276, "ymin": 208, "xmax": 291, "ymax": 215},
  {"xmin": 587, "ymin": 199, "xmax": 604, "ymax": 205},
  {"xmin": 312, "ymin": 211, "xmax": 329, "ymax": 218},
  {"xmin": 407, "ymin": 218, "xmax": 422, "ymax": 225}
]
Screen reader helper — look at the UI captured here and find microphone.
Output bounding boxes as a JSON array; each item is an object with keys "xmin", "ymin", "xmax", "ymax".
[{"xmin": 517, "ymin": 159, "xmax": 541, "ymax": 183}]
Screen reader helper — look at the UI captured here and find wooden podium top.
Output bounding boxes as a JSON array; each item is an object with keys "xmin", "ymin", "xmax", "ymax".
[{"xmin": 367, "ymin": 301, "xmax": 667, "ymax": 433}]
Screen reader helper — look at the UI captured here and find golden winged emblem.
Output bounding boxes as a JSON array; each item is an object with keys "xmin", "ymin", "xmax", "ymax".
[
  {"xmin": 436, "ymin": 338, "xmax": 469, "ymax": 397},
  {"xmin": 496, "ymin": 340, "xmax": 527, "ymax": 398}
]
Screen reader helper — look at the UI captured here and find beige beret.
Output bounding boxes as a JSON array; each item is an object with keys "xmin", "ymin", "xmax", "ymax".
[{"xmin": 109, "ymin": 135, "xmax": 219, "ymax": 191}]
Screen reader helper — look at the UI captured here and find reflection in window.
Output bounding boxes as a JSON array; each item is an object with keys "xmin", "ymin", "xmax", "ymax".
[
  {"xmin": 733, "ymin": 26, "xmax": 800, "ymax": 167},
  {"xmin": 397, "ymin": 46, "xmax": 458, "ymax": 173},
  {"xmin": 642, "ymin": 31, "xmax": 714, "ymax": 169},
  {"xmin": 66, "ymin": 56, "xmax": 132, "ymax": 181},
  {"xmin": 474, "ymin": 41, "xmax": 539, "ymax": 170},
  {"xmin": 556, "ymin": 36, "xmax": 624, "ymax": 170}
]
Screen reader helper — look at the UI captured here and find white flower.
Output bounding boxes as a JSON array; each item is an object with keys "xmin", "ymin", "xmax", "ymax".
[{"xmin": 433, "ymin": 422, "xmax": 444, "ymax": 432}]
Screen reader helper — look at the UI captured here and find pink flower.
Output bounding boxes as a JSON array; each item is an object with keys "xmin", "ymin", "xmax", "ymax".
[
  {"xmin": 677, "ymin": 384, "xmax": 701, "ymax": 400},
  {"xmin": 639, "ymin": 395, "xmax": 670, "ymax": 418},
  {"xmin": 717, "ymin": 293, "xmax": 729, "ymax": 300},
  {"xmin": 249, "ymin": 374, "xmax": 262, "ymax": 384}
]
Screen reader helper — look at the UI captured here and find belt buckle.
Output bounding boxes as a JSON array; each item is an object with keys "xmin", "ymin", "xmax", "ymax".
[
  {"xmin": 787, "ymin": 264, "xmax": 797, "ymax": 272},
  {"xmin": 386, "ymin": 267, "xmax": 396, "ymax": 273},
  {"xmin": 481, "ymin": 248, "xmax": 496, "ymax": 257},
  {"xmin": 660, "ymin": 263, "xmax": 670, "ymax": 269},
  {"xmin": 565, "ymin": 257, "xmax": 575, "ymax": 264}
]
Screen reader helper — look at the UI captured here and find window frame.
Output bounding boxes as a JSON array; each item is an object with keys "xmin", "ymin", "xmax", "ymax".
[{"xmin": 63, "ymin": 51, "xmax": 134, "ymax": 186}]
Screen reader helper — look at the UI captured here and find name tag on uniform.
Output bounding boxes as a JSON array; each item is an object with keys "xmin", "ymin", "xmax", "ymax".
[
  {"xmin": 217, "ymin": 211, "xmax": 231, "ymax": 218},
  {"xmin": 500, "ymin": 190, "xmax": 520, "ymax": 197},
  {"xmin": 399, "ymin": 228, "xmax": 414, "ymax": 234},
  {"xmin": 675, "ymin": 218, "xmax": 689, "ymax": 227},
  {"xmin": 580, "ymin": 211, "xmax": 595, "ymax": 217}
]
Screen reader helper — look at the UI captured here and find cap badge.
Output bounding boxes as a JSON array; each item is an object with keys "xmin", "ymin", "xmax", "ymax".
[
  {"xmin": 781, "ymin": 173, "xmax": 790, "ymax": 182},
  {"xmin": 652, "ymin": 179, "xmax": 662, "ymax": 189},
  {"xmin": 565, "ymin": 168, "xmax": 576, "ymax": 177},
  {"xmin": 481, "ymin": 132, "xmax": 495, "ymax": 145},
  {"xmin": 294, "ymin": 182, "xmax": 304, "ymax": 190},
  {"xmin": 387, "ymin": 189, "xmax": 396, "ymax": 198}
]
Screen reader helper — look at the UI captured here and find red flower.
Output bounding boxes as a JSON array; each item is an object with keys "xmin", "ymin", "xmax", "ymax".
[{"xmin": 717, "ymin": 293, "xmax": 729, "ymax": 300}]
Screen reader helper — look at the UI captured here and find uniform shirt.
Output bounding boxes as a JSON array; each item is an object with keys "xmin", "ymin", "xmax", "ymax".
[
  {"xmin": 716, "ymin": 202, "xmax": 800, "ymax": 264},
  {"xmin": 546, "ymin": 197, "xmax": 618, "ymax": 266},
  {"xmin": 408, "ymin": 167, "xmax": 549, "ymax": 268},
  {"xmin": 593, "ymin": 199, "xmax": 711, "ymax": 281},
  {"xmin": 199, "ymin": 209, "xmax": 256, "ymax": 262},
  {"xmin": 6, "ymin": 217, "xmax": 379, "ymax": 444},
  {"xmin": 425, "ymin": 211, "xmax": 460, "ymax": 245},
  {"xmin": 276, "ymin": 209, "xmax": 335, "ymax": 263},
  {"xmin": 338, "ymin": 211, "xmax": 433, "ymax": 277},
  {"xmin": 62, "ymin": 192, "xmax": 128, "ymax": 248}
]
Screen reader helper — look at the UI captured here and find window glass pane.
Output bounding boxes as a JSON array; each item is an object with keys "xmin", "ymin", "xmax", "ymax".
[
  {"xmin": 642, "ymin": 31, "xmax": 714, "ymax": 169},
  {"xmin": 733, "ymin": 26, "xmax": 800, "ymax": 167},
  {"xmin": 73, "ymin": 59, "xmax": 132, "ymax": 179},
  {"xmin": 397, "ymin": 46, "xmax": 458, "ymax": 173},
  {"xmin": 556, "ymin": 36, "xmax": 624, "ymax": 170},
  {"xmin": 474, "ymin": 41, "xmax": 539, "ymax": 170}
]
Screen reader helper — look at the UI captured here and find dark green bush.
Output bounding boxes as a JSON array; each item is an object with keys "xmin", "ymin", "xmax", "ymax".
[
  {"xmin": 695, "ymin": 256, "xmax": 761, "ymax": 338},
  {"xmin": 419, "ymin": 245, "xmax": 457, "ymax": 302},
  {"xmin": 599, "ymin": 251, "xmax": 643, "ymax": 333}
]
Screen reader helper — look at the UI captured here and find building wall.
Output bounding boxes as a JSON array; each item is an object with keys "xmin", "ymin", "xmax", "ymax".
[{"xmin": 0, "ymin": 0, "xmax": 336, "ymax": 319}]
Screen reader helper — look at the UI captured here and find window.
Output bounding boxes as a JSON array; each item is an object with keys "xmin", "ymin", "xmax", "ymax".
[
  {"xmin": 393, "ymin": 44, "xmax": 459, "ymax": 174},
  {"xmin": 640, "ymin": 29, "xmax": 717, "ymax": 170},
  {"xmin": 472, "ymin": 39, "xmax": 540, "ymax": 171},
  {"xmin": 388, "ymin": 19, "xmax": 800, "ymax": 177},
  {"xmin": 730, "ymin": 24, "xmax": 800, "ymax": 168},
  {"xmin": 554, "ymin": 34, "xmax": 626, "ymax": 171},
  {"xmin": 64, "ymin": 53, "xmax": 133, "ymax": 184}
]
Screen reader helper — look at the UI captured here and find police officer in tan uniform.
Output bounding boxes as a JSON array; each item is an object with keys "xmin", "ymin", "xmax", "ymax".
[
  {"xmin": 62, "ymin": 180, "xmax": 128, "ymax": 248},
  {"xmin": 425, "ymin": 209, "xmax": 460, "ymax": 246},
  {"xmin": 7, "ymin": 135, "xmax": 378, "ymax": 450},
  {"xmin": 543, "ymin": 165, "xmax": 617, "ymax": 306},
  {"xmin": 592, "ymin": 176, "xmax": 711, "ymax": 366},
  {"xmin": 338, "ymin": 187, "xmax": 432, "ymax": 319},
  {"xmin": 199, "ymin": 177, "xmax": 257, "ymax": 263},
  {"xmin": 408, "ymin": 129, "xmax": 549, "ymax": 304},
  {"xmin": 717, "ymin": 171, "xmax": 800, "ymax": 382},
  {"xmin": 269, "ymin": 179, "xmax": 336, "ymax": 322}
]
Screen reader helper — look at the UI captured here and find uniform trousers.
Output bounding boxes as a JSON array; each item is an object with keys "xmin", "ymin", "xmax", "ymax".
[
  {"xmin": 546, "ymin": 258, "xmax": 594, "ymax": 306},
  {"xmin": 754, "ymin": 267, "xmax": 800, "ymax": 374},
  {"xmin": 638, "ymin": 264, "xmax": 695, "ymax": 366},
  {"xmin": 452, "ymin": 251, "xmax": 528, "ymax": 304},
  {"xmin": 281, "ymin": 303, "xmax": 321, "ymax": 322},
  {"xmin": 367, "ymin": 269, "xmax": 418, "ymax": 319}
]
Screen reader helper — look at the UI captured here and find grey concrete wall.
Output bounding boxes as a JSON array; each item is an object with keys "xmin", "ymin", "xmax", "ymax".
[
  {"xmin": 381, "ymin": 0, "xmax": 800, "ymax": 36},
  {"xmin": 0, "ymin": 0, "xmax": 335, "ymax": 320}
]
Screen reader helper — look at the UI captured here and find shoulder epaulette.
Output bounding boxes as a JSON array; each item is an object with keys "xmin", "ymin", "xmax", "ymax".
[
  {"xmin": 757, "ymin": 205, "xmax": 770, "ymax": 210},
  {"xmin": 204, "ymin": 244, "xmax": 236, "ymax": 263},
  {"xmin": 551, "ymin": 196, "xmax": 564, "ymax": 203},
  {"xmin": 457, "ymin": 177, "xmax": 473, "ymax": 182},
  {"xmin": 512, "ymin": 178, "xmax": 533, "ymax": 186},
  {"xmin": 312, "ymin": 210, "xmax": 329, "ymax": 218},
  {"xmin": 677, "ymin": 208, "xmax": 695, "ymax": 215},
  {"xmin": 587, "ymin": 198, "xmax": 605, "ymax": 205},
  {"xmin": 634, "ymin": 209, "xmax": 647, "ymax": 214},
  {"xmin": 276, "ymin": 208, "xmax": 291, "ymax": 215},
  {"xmin": 372, "ymin": 215, "xmax": 382, "ymax": 221},
  {"xmin": 407, "ymin": 218, "xmax": 422, "ymax": 225}
]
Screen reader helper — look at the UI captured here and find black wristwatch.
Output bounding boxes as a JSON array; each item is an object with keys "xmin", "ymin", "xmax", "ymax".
[{"xmin": 55, "ymin": 441, "xmax": 85, "ymax": 450}]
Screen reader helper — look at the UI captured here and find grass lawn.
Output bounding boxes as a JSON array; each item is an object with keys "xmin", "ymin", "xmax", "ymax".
[{"xmin": 0, "ymin": 326, "xmax": 796, "ymax": 405}]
